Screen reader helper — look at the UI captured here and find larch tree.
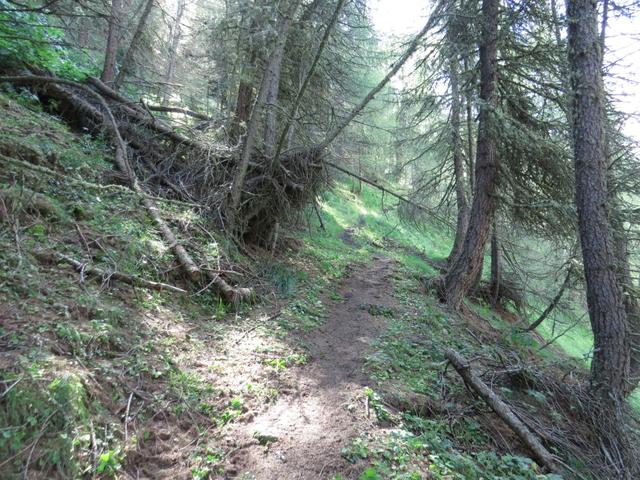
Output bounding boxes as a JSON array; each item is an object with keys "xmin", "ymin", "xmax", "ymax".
[
  {"xmin": 445, "ymin": 0, "xmax": 470, "ymax": 266},
  {"xmin": 114, "ymin": 0, "xmax": 155, "ymax": 90},
  {"xmin": 443, "ymin": 0, "xmax": 499, "ymax": 309},
  {"xmin": 566, "ymin": 0, "xmax": 630, "ymax": 401}
]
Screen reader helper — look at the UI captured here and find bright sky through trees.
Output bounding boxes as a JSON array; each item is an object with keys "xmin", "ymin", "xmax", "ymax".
[{"xmin": 371, "ymin": 0, "xmax": 640, "ymax": 143}]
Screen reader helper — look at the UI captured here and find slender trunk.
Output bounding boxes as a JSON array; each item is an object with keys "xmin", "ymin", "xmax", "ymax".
[
  {"xmin": 101, "ymin": 0, "xmax": 123, "ymax": 84},
  {"xmin": 599, "ymin": 0, "xmax": 640, "ymax": 394},
  {"xmin": 227, "ymin": 0, "xmax": 300, "ymax": 233},
  {"xmin": 463, "ymin": 56, "xmax": 475, "ymax": 192},
  {"xmin": 447, "ymin": 51, "xmax": 469, "ymax": 265},
  {"xmin": 230, "ymin": 64, "xmax": 255, "ymax": 142},
  {"xmin": 610, "ymin": 206, "xmax": 640, "ymax": 391},
  {"xmin": 161, "ymin": 0, "xmax": 186, "ymax": 107},
  {"xmin": 78, "ymin": 16, "xmax": 89, "ymax": 48},
  {"xmin": 114, "ymin": 0, "xmax": 155, "ymax": 90},
  {"xmin": 464, "ymin": 85, "xmax": 475, "ymax": 191},
  {"xmin": 527, "ymin": 264, "xmax": 573, "ymax": 331},
  {"xmin": 263, "ymin": 10, "xmax": 292, "ymax": 156},
  {"xmin": 229, "ymin": 3, "xmax": 263, "ymax": 142},
  {"xmin": 272, "ymin": 0, "xmax": 347, "ymax": 166},
  {"xmin": 567, "ymin": 0, "xmax": 630, "ymax": 400},
  {"xmin": 489, "ymin": 220, "xmax": 500, "ymax": 305},
  {"xmin": 444, "ymin": 0, "xmax": 499, "ymax": 309}
]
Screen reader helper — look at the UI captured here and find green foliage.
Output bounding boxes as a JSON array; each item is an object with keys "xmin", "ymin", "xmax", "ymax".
[
  {"xmin": 0, "ymin": 2, "xmax": 95, "ymax": 79},
  {"xmin": 346, "ymin": 427, "xmax": 556, "ymax": 480},
  {"xmin": 96, "ymin": 449, "xmax": 124, "ymax": 477},
  {"xmin": 0, "ymin": 366, "xmax": 114, "ymax": 477}
]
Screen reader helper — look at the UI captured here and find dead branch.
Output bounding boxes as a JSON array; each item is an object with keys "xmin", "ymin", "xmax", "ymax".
[
  {"xmin": 85, "ymin": 76, "xmax": 204, "ymax": 148},
  {"xmin": 143, "ymin": 103, "xmax": 211, "ymax": 121},
  {"xmin": 34, "ymin": 251, "xmax": 187, "ymax": 293},
  {"xmin": 0, "ymin": 153, "xmax": 200, "ymax": 209},
  {"xmin": 444, "ymin": 348, "xmax": 561, "ymax": 474},
  {"xmin": 318, "ymin": 3, "xmax": 443, "ymax": 150}
]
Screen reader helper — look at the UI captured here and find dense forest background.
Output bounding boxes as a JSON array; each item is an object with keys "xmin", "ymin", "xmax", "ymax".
[{"xmin": 1, "ymin": 0, "xmax": 640, "ymax": 478}]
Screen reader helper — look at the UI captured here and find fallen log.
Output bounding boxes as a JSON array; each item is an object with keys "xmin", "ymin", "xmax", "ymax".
[
  {"xmin": 34, "ymin": 251, "xmax": 187, "ymax": 293},
  {"xmin": 444, "ymin": 348, "xmax": 561, "ymax": 474},
  {"xmin": 86, "ymin": 76, "xmax": 203, "ymax": 149},
  {"xmin": 144, "ymin": 104, "xmax": 211, "ymax": 121}
]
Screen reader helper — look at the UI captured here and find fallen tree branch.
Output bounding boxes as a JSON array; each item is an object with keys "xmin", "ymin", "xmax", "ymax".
[
  {"xmin": 85, "ymin": 76, "xmax": 203, "ymax": 148},
  {"xmin": 143, "ymin": 103, "xmax": 211, "ymax": 121},
  {"xmin": 0, "ymin": 74, "xmax": 251, "ymax": 304},
  {"xmin": 526, "ymin": 264, "xmax": 574, "ymax": 331},
  {"xmin": 34, "ymin": 251, "xmax": 187, "ymax": 293},
  {"xmin": 444, "ymin": 348, "xmax": 561, "ymax": 474},
  {"xmin": 318, "ymin": 1, "xmax": 443, "ymax": 150}
]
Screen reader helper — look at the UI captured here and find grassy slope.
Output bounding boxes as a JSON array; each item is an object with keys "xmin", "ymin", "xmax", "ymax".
[{"xmin": 0, "ymin": 90, "xmax": 628, "ymax": 479}]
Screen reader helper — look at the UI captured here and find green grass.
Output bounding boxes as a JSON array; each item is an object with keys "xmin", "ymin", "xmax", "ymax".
[{"xmin": 302, "ymin": 183, "xmax": 451, "ymax": 278}]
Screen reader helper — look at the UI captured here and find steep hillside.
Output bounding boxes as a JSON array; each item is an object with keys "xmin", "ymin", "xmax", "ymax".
[{"xmin": 0, "ymin": 91, "xmax": 619, "ymax": 479}]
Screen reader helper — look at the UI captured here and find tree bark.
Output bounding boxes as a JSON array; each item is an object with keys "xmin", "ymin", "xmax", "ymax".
[
  {"xmin": 101, "ymin": 0, "xmax": 123, "ymax": 84},
  {"xmin": 161, "ymin": 0, "xmax": 186, "ymax": 107},
  {"xmin": 271, "ymin": 0, "xmax": 347, "ymax": 166},
  {"xmin": 610, "ymin": 208, "xmax": 640, "ymax": 391},
  {"xmin": 263, "ymin": 2, "xmax": 295, "ymax": 157},
  {"xmin": 227, "ymin": 0, "xmax": 300, "ymax": 234},
  {"xmin": 567, "ymin": 0, "xmax": 630, "ymax": 400},
  {"xmin": 445, "ymin": 0, "xmax": 469, "ymax": 264},
  {"xmin": 114, "ymin": 0, "xmax": 155, "ymax": 90},
  {"xmin": 489, "ymin": 219, "xmax": 500, "ymax": 305},
  {"xmin": 446, "ymin": 14, "xmax": 470, "ymax": 266},
  {"xmin": 444, "ymin": 0, "xmax": 499, "ymax": 310}
]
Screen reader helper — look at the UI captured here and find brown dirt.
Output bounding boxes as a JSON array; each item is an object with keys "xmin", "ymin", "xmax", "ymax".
[{"xmin": 224, "ymin": 254, "xmax": 398, "ymax": 479}]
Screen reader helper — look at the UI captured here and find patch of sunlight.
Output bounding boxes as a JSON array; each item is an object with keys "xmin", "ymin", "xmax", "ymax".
[
  {"xmin": 320, "ymin": 204, "xmax": 352, "ymax": 230},
  {"xmin": 146, "ymin": 238, "xmax": 168, "ymax": 255},
  {"xmin": 203, "ymin": 241, "xmax": 220, "ymax": 259},
  {"xmin": 175, "ymin": 209, "xmax": 198, "ymax": 223}
]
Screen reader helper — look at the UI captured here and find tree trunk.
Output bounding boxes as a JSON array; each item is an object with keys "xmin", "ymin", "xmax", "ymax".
[
  {"xmin": 161, "ymin": 0, "xmax": 186, "ymax": 107},
  {"xmin": 445, "ymin": 349, "xmax": 561, "ymax": 473},
  {"xmin": 101, "ymin": 0, "xmax": 123, "ymax": 84},
  {"xmin": 263, "ymin": 8, "xmax": 292, "ymax": 157},
  {"xmin": 114, "ymin": 0, "xmax": 155, "ymax": 90},
  {"xmin": 610, "ymin": 207, "xmax": 640, "ymax": 391},
  {"xmin": 567, "ymin": 0, "xmax": 630, "ymax": 400},
  {"xmin": 446, "ymin": 17, "xmax": 470, "ymax": 266},
  {"xmin": 444, "ymin": 0, "xmax": 499, "ymax": 310},
  {"xmin": 464, "ymin": 67, "xmax": 475, "ymax": 193},
  {"xmin": 489, "ymin": 220, "xmax": 500, "ymax": 305},
  {"xmin": 77, "ymin": 16, "xmax": 89, "ymax": 48},
  {"xmin": 230, "ymin": 68, "xmax": 255, "ymax": 143},
  {"xmin": 227, "ymin": 0, "xmax": 300, "ymax": 234},
  {"xmin": 271, "ymin": 0, "xmax": 347, "ymax": 166}
]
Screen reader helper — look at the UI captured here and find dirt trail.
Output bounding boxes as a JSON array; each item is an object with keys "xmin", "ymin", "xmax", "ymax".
[{"xmin": 227, "ymin": 254, "xmax": 398, "ymax": 479}]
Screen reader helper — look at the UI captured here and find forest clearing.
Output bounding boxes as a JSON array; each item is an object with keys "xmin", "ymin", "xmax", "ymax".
[{"xmin": 1, "ymin": 0, "xmax": 640, "ymax": 478}]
